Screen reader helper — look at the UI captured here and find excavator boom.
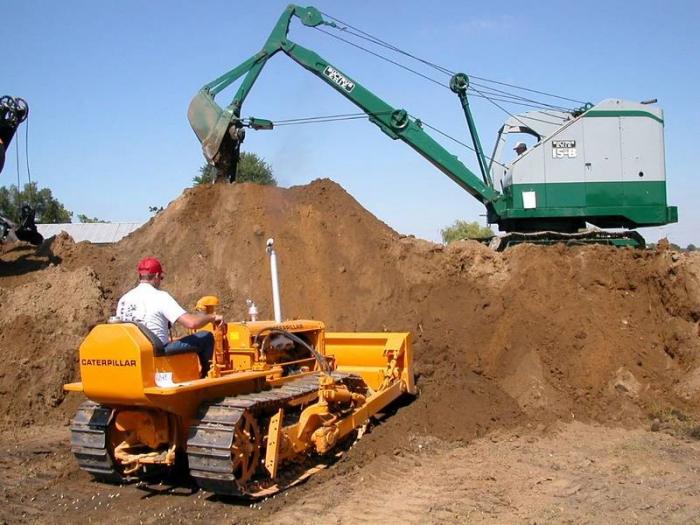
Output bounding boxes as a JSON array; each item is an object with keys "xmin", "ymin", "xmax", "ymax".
[{"xmin": 187, "ymin": 5, "xmax": 503, "ymax": 217}]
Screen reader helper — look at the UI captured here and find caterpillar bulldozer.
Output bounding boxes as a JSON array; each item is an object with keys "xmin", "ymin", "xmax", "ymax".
[
  {"xmin": 188, "ymin": 5, "xmax": 677, "ymax": 249},
  {"xmin": 64, "ymin": 240, "xmax": 415, "ymax": 497}
]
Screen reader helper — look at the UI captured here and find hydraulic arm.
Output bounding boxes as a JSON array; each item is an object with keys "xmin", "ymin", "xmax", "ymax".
[{"xmin": 188, "ymin": 5, "xmax": 506, "ymax": 222}]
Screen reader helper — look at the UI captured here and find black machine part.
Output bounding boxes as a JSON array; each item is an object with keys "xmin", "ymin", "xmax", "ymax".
[
  {"xmin": 0, "ymin": 96, "xmax": 28, "ymax": 174},
  {"xmin": 0, "ymin": 96, "xmax": 43, "ymax": 245},
  {"xmin": 1, "ymin": 204, "xmax": 43, "ymax": 245}
]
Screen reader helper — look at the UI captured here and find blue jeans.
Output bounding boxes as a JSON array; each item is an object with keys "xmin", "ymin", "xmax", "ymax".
[{"xmin": 164, "ymin": 331, "xmax": 214, "ymax": 378}]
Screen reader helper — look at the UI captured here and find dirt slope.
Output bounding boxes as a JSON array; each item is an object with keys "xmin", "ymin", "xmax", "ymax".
[
  {"xmin": 2, "ymin": 179, "xmax": 700, "ymax": 522},
  {"xmin": 2, "ymin": 180, "xmax": 700, "ymax": 439}
]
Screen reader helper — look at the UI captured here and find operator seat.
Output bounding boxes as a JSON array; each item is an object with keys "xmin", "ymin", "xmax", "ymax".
[{"xmin": 107, "ymin": 319, "xmax": 201, "ymax": 380}]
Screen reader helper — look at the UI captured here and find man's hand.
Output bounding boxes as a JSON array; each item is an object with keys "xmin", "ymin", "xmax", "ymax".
[{"xmin": 178, "ymin": 312, "xmax": 224, "ymax": 330}]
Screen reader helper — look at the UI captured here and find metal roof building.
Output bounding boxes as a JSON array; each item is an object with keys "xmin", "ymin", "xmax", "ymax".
[{"xmin": 37, "ymin": 222, "xmax": 143, "ymax": 244}]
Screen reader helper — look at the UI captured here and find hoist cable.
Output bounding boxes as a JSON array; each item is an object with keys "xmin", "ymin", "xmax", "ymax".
[
  {"xmin": 467, "ymin": 88, "xmax": 571, "ymax": 113},
  {"xmin": 414, "ymin": 116, "xmax": 507, "ymax": 170},
  {"xmin": 15, "ymin": 130, "xmax": 21, "ymax": 218},
  {"xmin": 24, "ymin": 113, "xmax": 34, "ymax": 206},
  {"xmin": 469, "ymin": 81, "xmax": 573, "ymax": 112},
  {"xmin": 314, "ymin": 27, "xmax": 450, "ymax": 91},
  {"xmin": 469, "ymin": 85, "xmax": 534, "ymax": 130},
  {"xmin": 313, "ymin": 28, "xmax": 572, "ymax": 113},
  {"xmin": 320, "ymin": 11, "xmax": 455, "ymax": 77},
  {"xmin": 319, "ymin": 9, "xmax": 586, "ymax": 107},
  {"xmin": 268, "ymin": 110, "xmax": 392, "ymax": 124},
  {"xmin": 274, "ymin": 114, "xmax": 372, "ymax": 126},
  {"xmin": 467, "ymin": 74, "xmax": 586, "ymax": 105}
]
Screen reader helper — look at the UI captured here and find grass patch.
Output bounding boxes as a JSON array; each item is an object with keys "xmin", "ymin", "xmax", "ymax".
[{"xmin": 648, "ymin": 403, "xmax": 699, "ymax": 439}]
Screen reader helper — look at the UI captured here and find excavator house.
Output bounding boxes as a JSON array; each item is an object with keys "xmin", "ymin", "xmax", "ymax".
[{"xmin": 65, "ymin": 241, "xmax": 415, "ymax": 497}]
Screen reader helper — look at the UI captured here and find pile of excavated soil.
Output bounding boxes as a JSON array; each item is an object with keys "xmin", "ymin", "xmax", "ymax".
[{"xmin": 2, "ymin": 180, "xmax": 700, "ymax": 447}]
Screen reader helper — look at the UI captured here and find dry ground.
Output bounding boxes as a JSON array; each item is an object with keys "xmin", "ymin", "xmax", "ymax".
[
  {"xmin": 3, "ymin": 182, "xmax": 700, "ymax": 524},
  {"xmin": 2, "ymin": 421, "xmax": 700, "ymax": 524}
]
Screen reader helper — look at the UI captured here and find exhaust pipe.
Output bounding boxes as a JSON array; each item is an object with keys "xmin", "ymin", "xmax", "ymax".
[{"xmin": 266, "ymin": 238, "xmax": 282, "ymax": 323}]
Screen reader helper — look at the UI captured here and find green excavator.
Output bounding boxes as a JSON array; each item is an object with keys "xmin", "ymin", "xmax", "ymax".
[{"xmin": 187, "ymin": 5, "xmax": 677, "ymax": 249}]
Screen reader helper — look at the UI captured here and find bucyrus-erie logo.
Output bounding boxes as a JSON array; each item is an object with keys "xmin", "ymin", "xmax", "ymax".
[{"xmin": 323, "ymin": 65, "xmax": 355, "ymax": 92}]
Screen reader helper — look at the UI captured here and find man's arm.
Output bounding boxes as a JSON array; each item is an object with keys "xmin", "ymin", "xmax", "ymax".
[
  {"xmin": 159, "ymin": 291, "xmax": 223, "ymax": 330},
  {"xmin": 177, "ymin": 312, "xmax": 223, "ymax": 330}
]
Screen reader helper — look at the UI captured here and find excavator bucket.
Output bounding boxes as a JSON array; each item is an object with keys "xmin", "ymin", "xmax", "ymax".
[
  {"xmin": 187, "ymin": 89, "xmax": 231, "ymax": 162},
  {"xmin": 187, "ymin": 90, "xmax": 243, "ymax": 182}
]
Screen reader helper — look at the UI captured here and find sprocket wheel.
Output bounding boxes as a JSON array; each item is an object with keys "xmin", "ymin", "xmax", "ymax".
[{"xmin": 231, "ymin": 411, "xmax": 261, "ymax": 488}]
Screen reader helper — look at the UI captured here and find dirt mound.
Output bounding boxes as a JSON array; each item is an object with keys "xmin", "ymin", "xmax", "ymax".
[
  {"xmin": 0, "ymin": 264, "xmax": 110, "ymax": 425},
  {"xmin": 2, "ymin": 179, "xmax": 700, "ymax": 442}
]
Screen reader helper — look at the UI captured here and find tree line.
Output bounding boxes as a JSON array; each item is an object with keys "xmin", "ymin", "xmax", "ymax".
[{"xmin": 0, "ymin": 152, "xmax": 276, "ymax": 224}]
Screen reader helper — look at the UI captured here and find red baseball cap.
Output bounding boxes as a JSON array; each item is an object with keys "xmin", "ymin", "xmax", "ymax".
[{"xmin": 137, "ymin": 257, "xmax": 163, "ymax": 275}]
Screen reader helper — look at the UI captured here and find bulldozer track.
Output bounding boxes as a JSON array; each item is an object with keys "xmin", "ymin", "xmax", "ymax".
[
  {"xmin": 69, "ymin": 372, "xmax": 364, "ymax": 495},
  {"xmin": 69, "ymin": 400, "xmax": 124, "ymax": 484},
  {"xmin": 187, "ymin": 371, "xmax": 361, "ymax": 497}
]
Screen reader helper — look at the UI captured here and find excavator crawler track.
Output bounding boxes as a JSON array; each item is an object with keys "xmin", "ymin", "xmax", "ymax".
[
  {"xmin": 70, "ymin": 401, "xmax": 124, "ymax": 484},
  {"xmin": 489, "ymin": 229, "xmax": 646, "ymax": 251},
  {"xmin": 187, "ymin": 371, "xmax": 361, "ymax": 497}
]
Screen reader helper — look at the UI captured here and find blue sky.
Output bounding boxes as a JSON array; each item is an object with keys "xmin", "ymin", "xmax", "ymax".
[{"xmin": 4, "ymin": 0, "xmax": 699, "ymax": 245}]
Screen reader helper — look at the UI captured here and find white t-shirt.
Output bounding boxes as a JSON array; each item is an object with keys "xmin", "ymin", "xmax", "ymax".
[{"xmin": 116, "ymin": 283, "xmax": 186, "ymax": 344}]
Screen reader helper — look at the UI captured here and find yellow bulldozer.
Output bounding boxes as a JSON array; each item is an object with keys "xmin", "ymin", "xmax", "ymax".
[{"xmin": 64, "ymin": 240, "xmax": 415, "ymax": 497}]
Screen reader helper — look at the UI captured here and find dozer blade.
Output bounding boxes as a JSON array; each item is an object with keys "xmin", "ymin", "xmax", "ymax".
[
  {"xmin": 187, "ymin": 90, "xmax": 243, "ymax": 183},
  {"xmin": 325, "ymin": 332, "xmax": 417, "ymax": 395}
]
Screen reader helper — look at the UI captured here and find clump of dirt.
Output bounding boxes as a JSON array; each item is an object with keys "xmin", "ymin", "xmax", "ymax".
[{"xmin": 2, "ymin": 179, "xmax": 700, "ymax": 444}]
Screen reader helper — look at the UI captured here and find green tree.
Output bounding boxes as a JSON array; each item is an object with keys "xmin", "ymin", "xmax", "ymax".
[
  {"xmin": 77, "ymin": 214, "xmax": 108, "ymax": 223},
  {"xmin": 0, "ymin": 182, "xmax": 72, "ymax": 223},
  {"xmin": 687, "ymin": 244, "xmax": 697, "ymax": 252},
  {"xmin": 193, "ymin": 152, "xmax": 277, "ymax": 186},
  {"xmin": 441, "ymin": 219, "xmax": 494, "ymax": 244}
]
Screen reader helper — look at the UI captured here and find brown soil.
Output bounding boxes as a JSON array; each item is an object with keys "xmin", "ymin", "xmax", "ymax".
[{"xmin": 2, "ymin": 179, "xmax": 700, "ymax": 523}]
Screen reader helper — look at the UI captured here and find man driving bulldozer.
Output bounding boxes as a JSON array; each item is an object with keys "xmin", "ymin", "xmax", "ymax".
[{"xmin": 116, "ymin": 257, "xmax": 222, "ymax": 377}]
